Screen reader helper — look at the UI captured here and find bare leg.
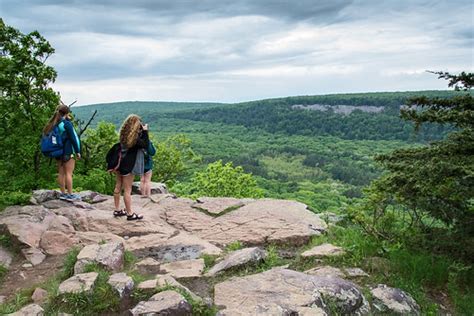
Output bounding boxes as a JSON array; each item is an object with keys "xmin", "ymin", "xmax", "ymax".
[
  {"xmin": 140, "ymin": 174, "xmax": 146, "ymax": 196},
  {"xmin": 144, "ymin": 171, "xmax": 152, "ymax": 196},
  {"xmin": 114, "ymin": 172, "xmax": 123, "ymax": 211},
  {"xmin": 57, "ymin": 160, "xmax": 66, "ymax": 194},
  {"xmin": 63, "ymin": 158, "xmax": 76, "ymax": 194},
  {"xmin": 122, "ymin": 174, "xmax": 134, "ymax": 215}
]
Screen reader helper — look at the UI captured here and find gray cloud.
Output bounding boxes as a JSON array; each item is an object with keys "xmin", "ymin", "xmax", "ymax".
[{"xmin": 1, "ymin": 0, "xmax": 472, "ymax": 105}]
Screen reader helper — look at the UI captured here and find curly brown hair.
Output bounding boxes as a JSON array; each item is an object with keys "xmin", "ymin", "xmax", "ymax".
[{"xmin": 119, "ymin": 114, "xmax": 142, "ymax": 148}]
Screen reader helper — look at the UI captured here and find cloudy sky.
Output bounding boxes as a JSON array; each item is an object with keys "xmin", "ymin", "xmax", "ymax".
[{"xmin": 2, "ymin": 0, "xmax": 473, "ymax": 105}]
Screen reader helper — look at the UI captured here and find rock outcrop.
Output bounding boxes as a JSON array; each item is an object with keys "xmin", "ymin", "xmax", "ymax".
[
  {"xmin": 7, "ymin": 303, "xmax": 44, "ymax": 316},
  {"xmin": 162, "ymin": 199, "xmax": 327, "ymax": 246},
  {"xmin": 207, "ymin": 247, "xmax": 267, "ymax": 276},
  {"xmin": 214, "ymin": 268, "xmax": 370, "ymax": 315},
  {"xmin": 74, "ymin": 242, "xmax": 124, "ymax": 274},
  {"xmin": 108, "ymin": 272, "xmax": 134, "ymax": 298},
  {"xmin": 58, "ymin": 272, "xmax": 98, "ymax": 295},
  {"xmin": 371, "ymin": 284, "xmax": 420, "ymax": 315},
  {"xmin": 130, "ymin": 290, "xmax": 192, "ymax": 316}
]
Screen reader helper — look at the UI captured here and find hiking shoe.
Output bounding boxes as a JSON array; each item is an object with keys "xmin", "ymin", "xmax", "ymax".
[
  {"xmin": 59, "ymin": 193, "xmax": 68, "ymax": 200},
  {"xmin": 66, "ymin": 194, "xmax": 81, "ymax": 201}
]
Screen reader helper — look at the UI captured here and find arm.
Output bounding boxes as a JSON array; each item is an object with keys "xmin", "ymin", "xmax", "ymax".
[
  {"xmin": 135, "ymin": 130, "xmax": 149, "ymax": 149},
  {"xmin": 148, "ymin": 141, "xmax": 156, "ymax": 156},
  {"xmin": 64, "ymin": 120, "xmax": 81, "ymax": 154}
]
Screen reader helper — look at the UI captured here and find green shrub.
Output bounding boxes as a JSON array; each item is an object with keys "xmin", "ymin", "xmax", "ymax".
[
  {"xmin": 0, "ymin": 191, "xmax": 31, "ymax": 209},
  {"xmin": 188, "ymin": 160, "xmax": 263, "ymax": 198},
  {"xmin": 59, "ymin": 247, "xmax": 80, "ymax": 281},
  {"xmin": 224, "ymin": 241, "xmax": 243, "ymax": 252},
  {"xmin": 45, "ymin": 266, "xmax": 119, "ymax": 315}
]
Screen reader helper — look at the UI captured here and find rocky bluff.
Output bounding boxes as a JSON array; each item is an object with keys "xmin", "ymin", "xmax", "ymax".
[{"xmin": 0, "ymin": 189, "xmax": 420, "ymax": 315}]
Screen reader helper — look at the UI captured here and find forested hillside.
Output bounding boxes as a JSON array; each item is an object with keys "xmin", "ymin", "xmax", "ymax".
[{"xmin": 169, "ymin": 91, "xmax": 460, "ymax": 141}]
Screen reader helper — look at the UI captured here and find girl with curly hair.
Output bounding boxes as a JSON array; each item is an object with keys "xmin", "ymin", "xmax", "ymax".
[{"xmin": 113, "ymin": 114, "xmax": 148, "ymax": 220}]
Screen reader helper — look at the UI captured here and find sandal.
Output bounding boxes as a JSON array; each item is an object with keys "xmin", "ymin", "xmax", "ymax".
[
  {"xmin": 113, "ymin": 209, "xmax": 127, "ymax": 217},
  {"xmin": 127, "ymin": 213, "xmax": 144, "ymax": 221}
]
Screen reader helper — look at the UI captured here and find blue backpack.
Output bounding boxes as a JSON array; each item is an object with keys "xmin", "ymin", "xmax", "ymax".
[{"xmin": 41, "ymin": 124, "xmax": 64, "ymax": 158}]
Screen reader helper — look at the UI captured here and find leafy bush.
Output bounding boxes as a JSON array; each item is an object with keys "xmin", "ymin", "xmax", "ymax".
[
  {"xmin": 188, "ymin": 160, "xmax": 263, "ymax": 198},
  {"xmin": 0, "ymin": 191, "xmax": 31, "ymax": 210},
  {"xmin": 74, "ymin": 168, "xmax": 116, "ymax": 195}
]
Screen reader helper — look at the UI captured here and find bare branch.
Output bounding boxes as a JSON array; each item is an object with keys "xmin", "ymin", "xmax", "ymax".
[{"xmin": 79, "ymin": 109, "xmax": 97, "ymax": 136}]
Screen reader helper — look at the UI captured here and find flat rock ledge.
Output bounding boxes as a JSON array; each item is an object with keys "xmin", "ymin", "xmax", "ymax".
[
  {"xmin": 214, "ymin": 268, "xmax": 370, "ymax": 315},
  {"xmin": 6, "ymin": 303, "xmax": 44, "ymax": 316},
  {"xmin": 192, "ymin": 197, "xmax": 244, "ymax": 215},
  {"xmin": 130, "ymin": 290, "xmax": 192, "ymax": 316},
  {"xmin": 58, "ymin": 272, "xmax": 99, "ymax": 295},
  {"xmin": 162, "ymin": 198, "xmax": 327, "ymax": 246},
  {"xmin": 207, "ymin": 247, "xmax": 267, "ymax": 276},
  {"xmin": 371, "ymin": 284, "xmax": 420, "ymax": 315},
  {"xmin": 74, "ymin": 242, "xmax": 124, "ymax": 274},
  {"xmin": 301, "ymin": 243, "xmax": 346, "ymax": 258}
]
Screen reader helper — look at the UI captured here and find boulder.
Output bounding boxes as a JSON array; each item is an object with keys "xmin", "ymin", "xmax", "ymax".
[
  {"xmin": 137, "ymin": 275, "xmax": 199, "ymax": 301},
  {"xmin": 132, "ymin": 182, "xmax": 168, "ymax": 195},
  {"xmin": 125, "ymin": 231, "xmax": 222, "ymax": 262},
  {"xmin": 31, "ymin": 287, "xmax": 48, "ymax": 304},
  {"xmin": 162, "ymin": 199, "xmax": 327, "ymax": 246},
  {"xmin": 304, "ymin": 266, "xmax": 345, "ymax": 278},
  {"xmin": 301, "ymin": 243, "xmax": 345, "ymax": 258},
  {"xmin": 21, "ymin": 247, "xmax": 46, "ymax": 266},
  {"xmin": 160, "ymin": 258, "xmax": 205, "ymax": 279},
  {"xmin": 74, "ymin": 242, "xmax": 124, "ymax": 274},
  {"xmin": 214, "ymin": 268, "xmax": 370, "ymax": 315},
  {"xmin": 135, "ymin": 257, "xmax": 161, "ymax": 275},
  {"xmin": 7, "ymin": 303, "xmax": 44, "ymax": 316},
  {"xmin": 39, "ymin": 231, "xmax": 75, "ymax": 255},
  {"xmin": 207, "ymin": 247, "xmax": 267, "ymax": 276},
  {"xmin": 0, "ymin": 205, "xmax": 55, "ymax": 248},
  {"xmin": 77, "ymin": 191, "xmax": 107, "ymax": 203},
  {"xmin": 344, "ymin": 268, "xmax": 369, "ymax": 278},
  {"xmin": 130, "ymin": 290, "xmax": 192, "ymax": 316},
  {"xmin": 371, "ymin": 284, "xmax": 420, "ymax": 315},
  {"xmin": 0, "ymin": 245, "xmax": 13, "ymax": 268},
  {"xmin": 192, "ymin": 197, "xmax": 244, "ymax": 215},
  {"xmin": 32, "ymin": 190, "xmax": 59, "ymax": 204},
  {"xmin": 58, "ymin": 272, "xmax": 98, "ymax": 294},
  {"xmin": 108, "ymin": 272, "xmax": 134, "ymax": 298}
]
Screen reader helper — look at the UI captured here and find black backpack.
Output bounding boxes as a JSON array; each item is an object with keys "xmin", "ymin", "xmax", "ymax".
[{"xmin": 106, "ymin": 143, "xmax": 122, "ymax": 172}]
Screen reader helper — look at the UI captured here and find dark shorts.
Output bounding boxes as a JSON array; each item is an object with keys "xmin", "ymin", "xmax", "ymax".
[
  {"xmin": 144, "ymin": 168, "xmax": 152, "ymax": 174},
  {"xmin": 56, "ymin": 154, "xmax": 73, "ymax": 163}
]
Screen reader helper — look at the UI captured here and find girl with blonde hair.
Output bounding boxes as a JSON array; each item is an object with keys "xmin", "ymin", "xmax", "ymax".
[
  {"xmin": 113, "ymin": 114, "xmax": 148, "ymax": 220},
  {"xmin": 43, "ymin": 103, "xmax": 81, "ymax": 200}
]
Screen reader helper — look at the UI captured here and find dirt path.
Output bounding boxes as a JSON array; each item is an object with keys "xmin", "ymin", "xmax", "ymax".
[{"xmin": 0, "ymin": 254, "xmax": 64, "ymax": 298}]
